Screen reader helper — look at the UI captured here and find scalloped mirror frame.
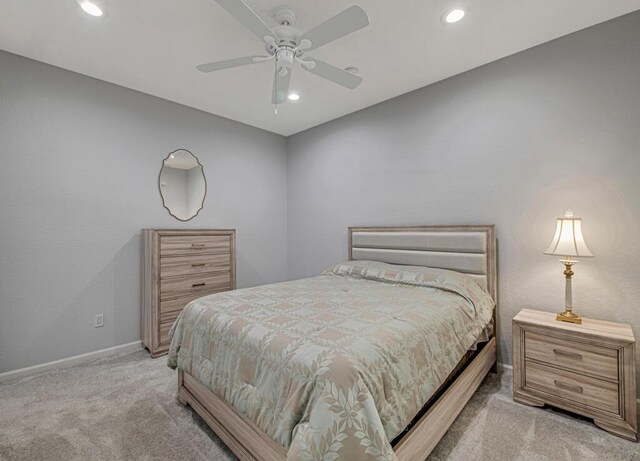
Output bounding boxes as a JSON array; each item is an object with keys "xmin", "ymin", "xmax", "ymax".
[{"xmin": 158, "ymin": 149, "xmax": 207, "ymax": 222}]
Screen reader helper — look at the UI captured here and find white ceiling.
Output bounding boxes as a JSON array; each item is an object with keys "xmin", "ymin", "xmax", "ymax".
[{"xmin": 1, "ymin": 1, "xmax": 639, "ymax": 136}]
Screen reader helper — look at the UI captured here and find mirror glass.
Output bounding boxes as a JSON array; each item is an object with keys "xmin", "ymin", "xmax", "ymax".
[{"xmin": 159, "ymin": 150, "xmax": 206, "ymax": 221}]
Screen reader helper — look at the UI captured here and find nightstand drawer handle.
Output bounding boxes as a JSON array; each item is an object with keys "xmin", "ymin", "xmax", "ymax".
[
  {"xmin": 553, "ymin": 349, "xmax": 582, "ymax": 360},
  {"xmin": 554, "ymin": 380, "xmax": 583, "ymax": 394},
  {"xmin": 191, "ymin": 243, "xmax": 206, "ymax": 248},
  {"xmin": 192, "ymin": 283, "xmax": 206, "ymax": 288},
  {"xmin": 191, "ymin": 263, "xmax": 206, "ymax": 267}
]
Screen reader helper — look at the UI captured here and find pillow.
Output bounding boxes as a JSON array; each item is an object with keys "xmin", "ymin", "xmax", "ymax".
[{"xmin": 323, "ymin": 260, "xmax": 494, "ymax": 316}]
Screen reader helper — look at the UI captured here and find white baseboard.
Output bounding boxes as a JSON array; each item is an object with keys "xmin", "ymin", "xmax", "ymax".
[{"xmin": 0, "ymin": 341, "xmax": 143, "ymax": 383}]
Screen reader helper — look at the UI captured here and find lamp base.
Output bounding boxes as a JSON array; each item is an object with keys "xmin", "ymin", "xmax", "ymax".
[{"xmin": 557, "ymin": 310, "xmax": 582, "ymax": 325}]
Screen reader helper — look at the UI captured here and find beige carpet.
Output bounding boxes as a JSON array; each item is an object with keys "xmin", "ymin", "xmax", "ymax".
[{"xmin": 0, "ymin": 350, "xmax": 638, "ymax": 461}]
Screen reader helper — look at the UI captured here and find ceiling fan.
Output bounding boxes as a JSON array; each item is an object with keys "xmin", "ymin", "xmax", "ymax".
[{"xmin": 196, "ymin": 0, "xmax": 370, "ymax": 109}]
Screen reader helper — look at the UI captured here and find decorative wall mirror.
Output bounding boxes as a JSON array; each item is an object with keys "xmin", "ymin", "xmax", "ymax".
[{"xmin": 159, "ymin": 149, "xmax": 206, "ymax": 221}]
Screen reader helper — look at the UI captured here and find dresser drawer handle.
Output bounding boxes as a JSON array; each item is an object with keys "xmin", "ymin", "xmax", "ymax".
[
  {"xmin": 192, "ymin": 283, "xmax": 206, "ymax": 288},
  {"xmin": 191, "ymin": 263, "xmax": 206, "ymax": 267},
  {"xmin": 554, "ymin": 380, "xmax": 583, "ymax": 394},
  {"xmin": 553, "ymin": 349, "xmax": 582, "ymax": 360},
  {"xmin": 191, "ymin": 243, "xmax": 206, "ymax": 248}
]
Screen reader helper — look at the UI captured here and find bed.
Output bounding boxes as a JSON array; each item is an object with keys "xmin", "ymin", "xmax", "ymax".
[{"xmin": 168, "ymin": 225, "xmax": 497, "ymax": 460}]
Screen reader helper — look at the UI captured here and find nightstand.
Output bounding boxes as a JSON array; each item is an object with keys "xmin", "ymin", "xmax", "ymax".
[{"xmin": 513, "ymin": 309, "xmax": 637, "ymax": 441}]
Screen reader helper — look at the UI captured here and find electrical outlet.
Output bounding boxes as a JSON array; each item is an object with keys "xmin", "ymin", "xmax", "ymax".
[{"xmin": 95, "ymin": 314, "xmax": 104, "ymax": 328}]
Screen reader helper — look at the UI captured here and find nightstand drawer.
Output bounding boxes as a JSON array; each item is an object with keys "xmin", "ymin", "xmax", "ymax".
[
  {"xmin": 525, "ymin": 332, "xmax": 618, "ymax": 381},
  {"xmin": 525, "ymin": 361, "xmax": 619, "ymax": 414}
]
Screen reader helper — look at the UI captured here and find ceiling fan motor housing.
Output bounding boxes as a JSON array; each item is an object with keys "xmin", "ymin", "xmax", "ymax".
[
  {"xmin": 266, "ymin": 6, "xmax": 302, "ymax": 54},
  {"xmin": 271, "ymin": 25, "xmax": 301, "ymax": 49}
]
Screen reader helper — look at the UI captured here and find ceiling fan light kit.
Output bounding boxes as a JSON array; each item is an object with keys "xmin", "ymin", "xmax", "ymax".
[{"xmin": 197, "ymin": 0, "xmax": 370, "ymax": 109}]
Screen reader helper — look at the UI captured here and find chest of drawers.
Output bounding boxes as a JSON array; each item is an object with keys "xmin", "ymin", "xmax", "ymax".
[
  {"xmin": 513, "ymin": 309, "xmax": 637, "ymax": 441},
  {"xmin": 142, "ymin": 229, "xmax": 236, "ymax": 357}
]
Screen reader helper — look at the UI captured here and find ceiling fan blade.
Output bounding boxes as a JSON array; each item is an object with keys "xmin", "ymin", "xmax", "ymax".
[
  {"xmin": 272, "ymin": 67, "xmax": 291, "ymax": 104},
  {"xmin": 302, "ymin": 59, "xmax": 362, "ymax": 89},
  {"xmin": 196, "ymin": 55, "xmax": 266, "ymax": 73},
  {"xmin": 215, "ymin": 0, "xmax": 277, "ymax": 42},
  {"xmin": 301, "ymin": 6, "xmax": 369, "ymax": 51}
]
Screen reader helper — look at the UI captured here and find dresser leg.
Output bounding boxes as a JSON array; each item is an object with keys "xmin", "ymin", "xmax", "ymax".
[
  {"xmin": 513, "ymin": 392, "xmax": 545, "ymax": 408},
  {"xmin": 594, "ymin": 419, "xmax": 638, "ymax": 442}
]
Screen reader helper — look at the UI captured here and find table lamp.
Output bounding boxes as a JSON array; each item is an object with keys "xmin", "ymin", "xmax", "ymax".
[{"xmin": 544, "ymin": 210, "xmax": 593, "ymax": 324}]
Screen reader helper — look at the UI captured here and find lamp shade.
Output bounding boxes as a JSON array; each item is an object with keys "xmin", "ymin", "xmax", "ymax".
[{"xmin": 544, "ymin": 210, "xmax": 594, "ymax": 257}]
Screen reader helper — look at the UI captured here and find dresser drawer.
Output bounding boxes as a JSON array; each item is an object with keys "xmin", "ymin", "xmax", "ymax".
[
  {"xmin": 159, "ymin": 292, "xmax": 212, "ymax": 323},
  {"xmin": 159, "ymin": 288, "xmax": 229, "ymax": 347},
  {"xmin": 160, "ymin": 253, "xmax": 231, "ymax": 279},
  {"xmin": 525, "ymin": 361, "xmax": 619, "ymax": 414},
  {"xmin": 159, "ymin": 320, "xmax": 174, "ymax": 347},
  {"xmin": 159, "ymin": 290, "xmax": 229, "ymax": 323},
  {"xmin": 160, "ymin": 235, "xmax": 231, "ymax": 257},
  {"xmin": 525, "ymin": 332, "xmax": 618, "ymax": 381},
  {"xmin": 161, "ymin": 272, "xmax": 232, "ymax": 301}
]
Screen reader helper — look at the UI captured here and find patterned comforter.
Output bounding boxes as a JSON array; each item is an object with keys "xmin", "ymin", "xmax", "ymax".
[{"xmin": 167, "ymin": 261, "xmax": 494, "ymax": 460}]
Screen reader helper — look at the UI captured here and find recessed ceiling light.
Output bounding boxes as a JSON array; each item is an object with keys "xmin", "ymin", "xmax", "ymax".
[
  {"xmin": 79, "ymin": 0, "xmax": 104, "ymax": 17},
  {"xmin": 288, "ymin": 93, "xmax": 300, "ymax": 101},
  {"xmin": 443, "ymin": 8, "xmax": 465, "ymax": 24}
]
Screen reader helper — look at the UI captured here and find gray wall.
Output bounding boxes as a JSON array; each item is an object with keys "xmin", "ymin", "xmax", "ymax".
[
  {"xmin": 2, "ymin": 11, "xmax": 639, "ymax": 386},
  {"xmin": 287, "ymin": 10, "xmax": 640, "ymax": 389},
  {"xmin": 0, "ymin": 50, "xmax": 288, "ymax": 373}
]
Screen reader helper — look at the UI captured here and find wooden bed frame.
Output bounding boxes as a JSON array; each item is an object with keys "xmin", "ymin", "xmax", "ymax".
[{"xmin": 177, "ymin": 225, "xmax": 498, "ymax": 461}]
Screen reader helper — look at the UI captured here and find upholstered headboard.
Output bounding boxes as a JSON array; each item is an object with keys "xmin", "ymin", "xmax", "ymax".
[{"xmin": 348, "ymin": 226, "xmax": 497, "ymax": 303}]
